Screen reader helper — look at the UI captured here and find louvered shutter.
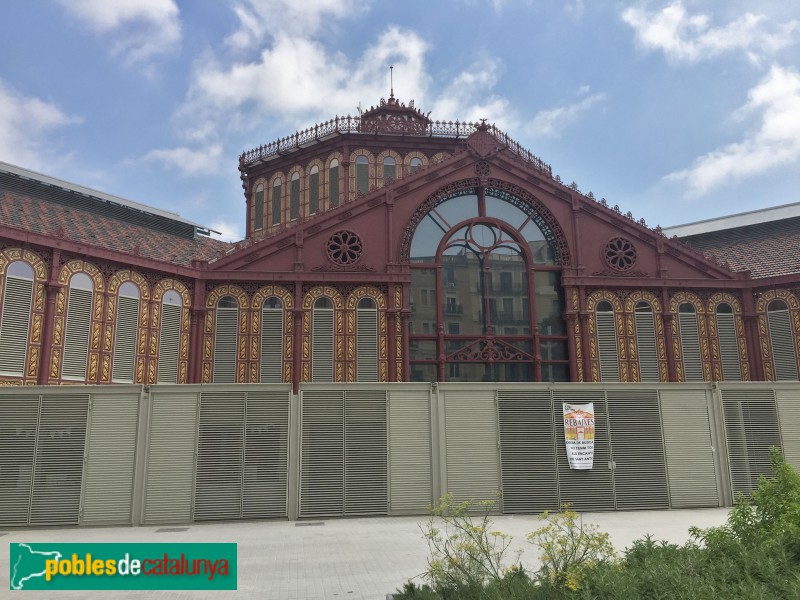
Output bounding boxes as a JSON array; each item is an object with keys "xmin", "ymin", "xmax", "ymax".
[
  {"xmin": 389, "ymin": 387, "xmax": 432, "ymax": 514},
  {"xmin": 194, "ymin": 391, "xmax": 245, "ymax": 521},
  {"xmin": 260, "ymin": 308, "xmax": 283, "ymax": 383},
  {"xmin": 768, "ymin": 310, "xmax": 798, "ymax": 380},
  {"xmin": 157, "ymin": 303, "xmax": 181, "ymax": 383},
  {"xmin": 443, "ymin": 389, "xmax": 500, "ymax": 506},
  {"xmin": 553, "ymin": 389, "xmax": 614, "ymax": 510},
  {"xmin": 112, "ymin": 296, "xmax": 139, "ymax": 383},
  {"xmin": 345, "ymin": 390, "xmax": 387, "ymax": 515},
  {"xmin": 81, "ymin": 391, "xmax": 140, "ymax": 525},
  {"xmin": 659, "ymin": 389, "xmax": 719, "ymax": 507},
  {"xmin": 606, "ymin": 389, "xmax": 669, "ymax": 509},
  {"xmin": 62, "ymin": 288, "xmax": 93, "ymax": 380},
  {"xmin": 721, "ymin": 388, "xmax": 782, "ymax": 496},
  {"xmin": 300, "ymin": 390, "xmax": 344, "ymax": 517},
  {"xmin": 29, "ymin": 394, "xmax": 89, "ymax": 526},
  {"xmin": 243, "ymin": 390, "xmax": 290, "ymax": 518},
  {"xmin": 776, "ymin": 388, "xmax": 800, "ymax": 472},
  {"xmin": 679, "ymin": 311, "xmax": 704, "ymax": 381},
  {"xmin": 716, "ymin": 313, "xmax": 742, "ymax": 381},
  {"xmin": 213, "ymin": 307, "xmax": 238, "ymax": 383},
  {"xmin": 596, "ymin": 312, "xmax": 620, "ymax": 382},
  {"xmin": 312, "ymin": 308, "xmax": 334, "ymax": 382},
  {"xmin": 0, "ymin": 396, "xmax": 38, "ymax": 526},
  {"xmin": 634, "ymin": 310, "xmax": 659, "ymax": 382},
  {"xmin": 356, "ymin": 309, "xmax": 378, "ymax": 382},
  {"xmin": 497, "ymin": 389, "xmax": 559, "ymax": 513},
  {"xmin": 144, "ymin": 391, "xmax": 198, "ymax": 524},
  {"xmin": 0, "ymin": 276, "xmax": 33, "ymax": 375}
]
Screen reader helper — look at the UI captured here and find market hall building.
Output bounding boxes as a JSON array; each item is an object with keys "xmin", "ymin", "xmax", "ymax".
[
  {"xmin": 1, "ymin": 94, "xmax": 799, "ymax": 389},
  {"xmin": 1, "ymin": 95, "xmax": 799, "ymax": 527}
]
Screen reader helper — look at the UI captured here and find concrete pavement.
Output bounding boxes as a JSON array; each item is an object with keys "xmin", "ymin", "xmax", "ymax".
[{"xmin": 1, "ymin": 508, "xmax": 730, "ymax": 600}]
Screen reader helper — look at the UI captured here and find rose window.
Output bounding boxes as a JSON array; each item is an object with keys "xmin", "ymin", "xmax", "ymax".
[
  {"xmin": 326, "ymin": 230, "xmax": 363, "ymax": 265},
  {"xmin": 604, "ymin": 237, "xmax": 637, "ymax": 271}
]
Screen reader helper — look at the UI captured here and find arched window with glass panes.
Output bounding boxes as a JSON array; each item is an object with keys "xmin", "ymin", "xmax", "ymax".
[
  {"xmin": 715, "ymin": 302, "xmax": 741, "ymax": 380},
  {"xmin": 407, "ymin": 188, "xmax": 567, "ymax": 382},
  {"xmin": 767, "ymin": 299, "xmax": 798, "ymax": 380},
  {"xmin": 328, "ymin": 160, "xmax": 340, "ymax": 207},
  {"xmin": 111, "ymin": 281, "xmax": 140, "ymax": 383},
  {"xmin": 157, "ymin": 290, "xmax": 182, "ymax": 383},
  {"xmin": 677, "ymin": 302, "xmax": 704, "ymax": 381},
  {"xmin": 271, "ymin": 178, "xmax": 282, "ymax": 226},
  {"xmin": 213, "ymin": 295, "xmax": 238, "ymax": 383},
  {"xmin": 62, "ymin": 272, "xmax": 94, "ymax": 381},
  {"xmin": 355, "ymin": 155, "xmax": 369, "ymax": 195},
  {"xmin": 308, "ymin": 166, "xmax": 319, "ymax": 215},
  {"xmin": 382, "ymin": 156, "xmax": 396, "ymax": 182},
  {"xmin": 595, "ymin": 300, "xmax": 620, "ymax": 382},
  {"xmin": 290, "ymin": 172, "xmax": 300, "ymax": 221},
  {"xmin": 356, "ymin": 297, "xmax": 378, "ymax": 381},
  {"xmin": 254, "ymin": 184, "xmax": 264, "ymax": 231},
  {"xmin": 312, "ymin": 297, "xmax": 334, "ymax": 381},
  {"xmin": 260, "ymin": 296, "xmax": 283, "ymax": 383},
  {"xmin": 0, "ymin": 261, "xmax": 35, "ymax": 376}
]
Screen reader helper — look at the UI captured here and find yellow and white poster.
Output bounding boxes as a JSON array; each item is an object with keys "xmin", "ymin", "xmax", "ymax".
[{"xmin": 562, "ymin": 403, "xmax": 595, "ymax": 470}]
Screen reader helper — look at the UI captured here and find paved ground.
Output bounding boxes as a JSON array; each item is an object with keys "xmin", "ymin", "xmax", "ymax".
[{"xmin": 1, "ymin": 508, "xmax": 730, "ymax": 599}]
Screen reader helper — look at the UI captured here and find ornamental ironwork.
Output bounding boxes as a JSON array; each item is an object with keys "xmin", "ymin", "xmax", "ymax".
[
  {"xmin": 604, "ymin": 237, "xmax": 637, "ymax": 272},
  {"xmin": 326, "ymin": 230, "xmax": 363, "ymax": 266}
]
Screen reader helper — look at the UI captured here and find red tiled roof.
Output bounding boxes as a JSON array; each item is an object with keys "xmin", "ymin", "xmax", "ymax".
[
  {"xmin": 681, "ymin": 218, "xmax": 800, "ymax": 279},
  {"xmin": 0, "ymin": 190, "xmax": 232, "ymax": 267}
]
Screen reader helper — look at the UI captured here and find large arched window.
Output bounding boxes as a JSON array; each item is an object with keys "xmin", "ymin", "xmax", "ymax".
[
  {"xmin": 213, "ymin": 295, "xmax": 238, "ymax": 383},
  {"xmin": 329, "ymin": 160, "xmax": 340, "ymax": 208},
  {"xmin": 261, "ymin": 297, "xmax": 283, "ymax": 383},
  {"xmin": 595, "ymin": 300, "xmax": 620, "ymax": 382},
  {"xmin": 408, "ymin": 189, "xmax": 566, "ymax": 382},
  {"xmin": 290, "ymin": 172, "xmax": 300, "ymax": 221},
  {"xmin": 355, "ymin": 155, "xmax": 369, "ymax": 195},
  {"xmin": 254, "ymin": 184, "xmax": 264, "ymax": 231},
  {"xmin": 62, "ymin": 272, "xmax": 94, "ymax": 381},
  {"xmin": 356, "ymin": 298, "xmax": 378, "ymax": 382},
  {"xmin": 634, "ymin": 301, "xmax": 659, "ymax": 382},
  {"xmin": 157, "ymin": 290, "xmax": 182, "ymax": 383},
  {"xmin": 767, "ymin": 299, "xmax": 798, "ymax": 380},
  {"xmin": 309, "ymin": 166, "xmax": 320, "ymax": 215},
  {"xmin": 382, "ymin": 156, "xmax": 396, "ymax": 182},
  {"xmin": 678, "ymin": 302, "xmax": 703, "ymax": 381},
  {"xmin": 271, "ymin": 178, "xmax": 282, "ymax": 226},
  {"xmin": 716, "ymin": 302, "xmax": 741, "ymax": 381},
  {"xmin": 112, "ymin": 282, "xmax": 140, "ymax": 383},
  {"xmin": 312, "ymin": 297, "xmax": 334, "ymax": 382},
  {"xmin": 0, "ymin": 261, "xmax": 34, "ymax": 376},
  {"xmin": 410, "ymin": 157, "xmax": 423, "ymax": 174}
]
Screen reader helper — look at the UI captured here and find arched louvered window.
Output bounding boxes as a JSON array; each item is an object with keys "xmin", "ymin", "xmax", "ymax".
[
  {"xmin": 312, "ymin": 297, "xmax": 334, "ymax": 382},
  {"xmin": 410, "ymin": 157, "xmax": 423, "ymax": 174},
  {"xmin": 356, "ymin": 297, "xmax": 378, "ymax": 382},
  {"xmin": 213, "ymin": 295, "xmax": 238, "ymax": 383},
  {"xmin": 157, "ymin": 290, "xmax": 182, "ymax": 383},
  {"xmin": 0, "ymin": 261, "xmax": 34, "ymax": 376},
  {"xmin": 271, "ymin": 178, "xmax": 282, "ymax": 226},
  {"xmin": 111, "ymin": 282, "xmax": 140, "ymax": 383},
  {"xmin": 634, "ymin": 301, "xmax": 659, "ymax": 382},
  {"xmin": 767, "ymin": 299, "xmax": 799, "ymax": 380},
  {"xmin": 309, "ymin": 166, "xmax": 319, "ymax": 215},
  {"xmin": 329, "ymin": 160, "xmax": 339, "ymax": 208},
  {"xmin": 260, "ymin": 297, "xmax": 283, "ymax": 383},
  {"xmin": 678, "ymin": 303, "xmax": 703, "ymax": 381},
  {"xmin": 596, "ymin": 300, "xmax": 620, "ymax": 382},
  {"xmin": 254, "ymin": 184, "xmax": 264, "ymax": 231},
  {"xmin": 62, "ymin": 272, "xmax": 93, "ymax": 381},
  {"xmin": 356, "ymin": 155, "xmax": 369, "ymax": 195},
  {"xmin": 383, "ymin": 156, "xmax": 396, "ymax": 182},
  {"xmin": 716, "ymin": 302, "xmax": 742, "ymax": 381},
  {"xmin": 290, "ymin": 172, "xmax": 300, "ymax": 221}
]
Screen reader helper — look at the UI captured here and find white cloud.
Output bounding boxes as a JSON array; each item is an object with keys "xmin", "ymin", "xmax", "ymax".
[
  {"xmin": 56, "ymin": 0, "xmax": 181, "ymax": 65},
  {"xmin": 621, "ymin": 2, "xmax": 799, "ymax": 64},
  {"xmin": 137, "ymin": 144, "xmax": 223, "ymax": 176},
  {"xmin": 665, "ymin": 65, "xmax": 800, "ymax": 195},
  {"xmin": 0, "ymin": 79, "xmax": 80, "ymax": 169},
  {"xmin": 527, "ymin": 90, "xmax": 605, "ymax": 138},
  {"xmin": 210, "ymin": 218, "xmax": 243, "ymax": 242}
]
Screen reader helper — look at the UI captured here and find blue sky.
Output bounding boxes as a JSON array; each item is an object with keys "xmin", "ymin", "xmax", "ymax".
[{"xmin": 1, "ymin": 1, "xmax": 799, "ymax": 241}]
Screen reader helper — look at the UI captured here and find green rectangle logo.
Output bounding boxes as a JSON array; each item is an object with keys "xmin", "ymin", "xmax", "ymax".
[{"xmin": 10, "ymin": 543, "xmax": 237, "ymax": 590}]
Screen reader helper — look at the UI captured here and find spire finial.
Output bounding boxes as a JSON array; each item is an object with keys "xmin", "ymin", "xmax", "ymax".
[{"xmin": 390, "ymin": 65, "xmax": 394, "ymax": 98}]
